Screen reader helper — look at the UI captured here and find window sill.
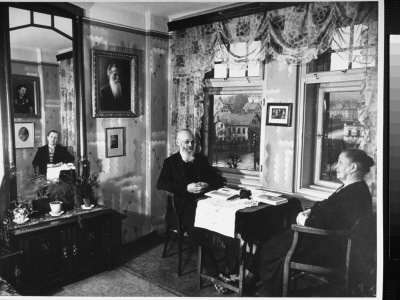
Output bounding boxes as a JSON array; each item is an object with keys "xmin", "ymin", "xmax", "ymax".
[{"xmin": 219, "ymin": 168, "xmax": 260, "ymax": 189}]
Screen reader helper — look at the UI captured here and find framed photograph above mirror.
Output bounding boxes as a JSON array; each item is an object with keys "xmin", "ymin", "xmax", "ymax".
[
  {"xmin": 15, "ymin": 122, "xmax": 34, "ymax": 149},
  {"xmin": 105, "ymin": 127, "xmax": 125, "ymax": 158},
  {"xmin": 92, "ymin": 49, "xmax": 138, "ymax": 118},
  {"xmin": 12, "ymin": 75, "xmax": 41, "ymax": 118}
]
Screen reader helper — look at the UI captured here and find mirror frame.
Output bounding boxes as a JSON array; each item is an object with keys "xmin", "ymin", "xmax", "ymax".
[{"xmin": 0, "ymin": 2, "xmax": 85, "ymax": 207}]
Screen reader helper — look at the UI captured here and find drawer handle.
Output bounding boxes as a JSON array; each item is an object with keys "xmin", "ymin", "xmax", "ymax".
[
  {"xmin": 72, "ymin": 245, "xmax": 78, "ymax": 256},
  {"xmin": 41, "ymin": 242, "xmax": 50, "ymax": 254},
  {"xmin": 62, "ymin": 247, "xmax": 68, "ymax": 259}
]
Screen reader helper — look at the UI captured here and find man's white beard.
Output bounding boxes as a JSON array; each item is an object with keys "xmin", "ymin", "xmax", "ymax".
[
  {"xmin": 110, "ymin": 80, "xmax": 122, "ymax": 100},
  {"xmin": 181, "ymin": 149, "xmax": 195, "ymax": 162}
]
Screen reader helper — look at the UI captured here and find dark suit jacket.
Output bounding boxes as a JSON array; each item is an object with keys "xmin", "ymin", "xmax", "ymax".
[
  {"xmin": 157, "ymin": 152, "xmax": 225, "ymax": 231},
  {"xmin": 99, "ymin": 84, "xmax": 130, "ymax": 111},
  {"xmin": 32, "ymin": 144, "xmax": 75, "ymax": 175}
]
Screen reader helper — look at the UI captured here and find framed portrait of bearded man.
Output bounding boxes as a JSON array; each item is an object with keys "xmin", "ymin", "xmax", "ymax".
[{"xmin": 92, "ymin": 49, "xmax": 138, "ymax": 118}]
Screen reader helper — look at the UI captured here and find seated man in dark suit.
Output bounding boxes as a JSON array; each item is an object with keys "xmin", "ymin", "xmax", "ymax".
[
  {"xmin": 32, "ymin": 130, "xmax": 75, "ymax": 176},
  {"xmin": 157, "ymin": 129, "xmax": 237, "ymax": 293}
]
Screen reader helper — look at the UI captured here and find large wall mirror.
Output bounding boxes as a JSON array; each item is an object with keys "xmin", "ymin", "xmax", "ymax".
[{"xmin": 5, "ymin": 3, "xmax": 84, "ymax": 202}]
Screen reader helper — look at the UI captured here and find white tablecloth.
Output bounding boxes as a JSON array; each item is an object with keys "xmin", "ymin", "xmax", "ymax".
[{"xmin": 194, "ymin": 197, "xmax": 258, "ymax": 238}]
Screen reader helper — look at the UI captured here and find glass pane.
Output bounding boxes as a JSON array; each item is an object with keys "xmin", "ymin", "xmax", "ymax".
[
  {"xmin": 33, "ymin": 12, "xmax": 51, "ymax": 27},
  {"xmin": 55, "ymin": 16, "xmax": 72, "ymax": 38},
  {"xmin": 330, "ymin": 52, "xmax": 350, "ymax": 71},
  {"xmin": 9, "ymin": 7, "xmax": 31, "ymax": 28},
  {"xmin": 211, "ymin": 94, "xmax": 262, "ymax": 171},
  {"xmin": 214, "ymin": 63, "xmax": 228, "ymax": 78},
  {"xmin": 229, "ymin": 63, "xmax": 246, "ymax": 77},
  {"xmin": 248, "ymin": 61, "xmax": 260, "ymax": 77},
  {"xmin": 319, "ymin": 90, "xmax": 362, "ymax": 183}
]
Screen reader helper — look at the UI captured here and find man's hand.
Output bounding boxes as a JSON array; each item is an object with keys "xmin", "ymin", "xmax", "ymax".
[
  {"xmin": 296, "ymin": 209, "xmax": 311, "ymax": 226},
  {"xmin": 187, "ymin": 182, "xmax": 209, "ymax": 194}
]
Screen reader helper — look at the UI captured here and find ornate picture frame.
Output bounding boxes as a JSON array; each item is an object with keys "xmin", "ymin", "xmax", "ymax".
[
  {"xmin": 15, "ymin": 122, "xmax": 35, "ymax": 149},
  {"xmin": 266, "ymin": 103, "xmax": 293, "ymax": 127},
  {"xmin": 105, "ymin": 127, "xmax": 125, "ymax": 158},
  {"xmin": 11, "ymin": 75, "xmax": 41, "ymax": 118},
  {"xmin": 92, "ymin": 49, "xmax": 138, "ymax": 118}
]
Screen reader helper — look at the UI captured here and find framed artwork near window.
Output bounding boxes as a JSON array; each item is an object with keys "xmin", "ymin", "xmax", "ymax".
[
  {"xmin": 15, "ymin": 122, "xmax": 35, "ymax": 149},
  {"xmin": 11, "ymin": 75, "xmax": 41, "ymax": 118},
  {"xmin": 92, "ymin": 49, "xmax": 138, "ymax": 118},
  {"xmin": 105, "ymin": 127, "xmax": 125, "ymax": 158},
  {"xmin": 266, "ymin": 103, "xmax": 292, "ymax": 127}
]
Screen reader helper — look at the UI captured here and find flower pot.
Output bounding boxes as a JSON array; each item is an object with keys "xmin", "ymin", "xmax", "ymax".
[{"xmin": 49, "ymin": 201, "xmax": 63, "ymax": 214}]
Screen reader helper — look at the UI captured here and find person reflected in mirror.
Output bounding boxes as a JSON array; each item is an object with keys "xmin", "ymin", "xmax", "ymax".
[
  {"xmin": 32, "ymin": 130, "xmax": 75, "ymax": 175},
  {"xmin": 14, "ymin": 84, "xmax": 33, "ymax": 114},
  {"xmin": 244, "ymin": 148, "xmax": 374, "ymax": 296},
  {"xmin": 99, "ymin": 64, "xmax": 130, "ymax": 111},
  {"xmin": 157, "ymin": 129, "xmax": 238, "ymax": 294}
]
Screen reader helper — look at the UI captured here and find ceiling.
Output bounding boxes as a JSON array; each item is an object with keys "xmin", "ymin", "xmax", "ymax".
[{"xmin": 9, "ymin": 2, "xmax": 236, "ymax": 55}]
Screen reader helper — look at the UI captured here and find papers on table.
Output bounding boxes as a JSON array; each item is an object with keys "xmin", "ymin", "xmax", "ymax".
[
  {"xmin": 204, "ymin": 187, "xmax": 240, "ymax": 201},
  {"xmin": 47, "ymin": 163, "xmax": 75, "ymax": 182},
  {"xmin": 251, "ymin": 194, "xmax": 288, "ymax": 206}
]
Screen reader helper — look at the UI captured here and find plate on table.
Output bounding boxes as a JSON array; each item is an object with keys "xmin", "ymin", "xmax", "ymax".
[
  {"xmin": 13, "ymin": 217, "xmax": 29, "ymax": 224},
  {"xmin": 49, "ymin": 210, "xmax": 64, "ymax": 217},
  {"xmin": 81, "ymin": 204, "xmax": 94, "ymax": 210}
]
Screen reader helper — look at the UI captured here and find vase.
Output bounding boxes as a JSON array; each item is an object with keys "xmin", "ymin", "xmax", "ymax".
[{"xmin": 82, "ymin": 198, "xmax": 91, "ymax": 207}]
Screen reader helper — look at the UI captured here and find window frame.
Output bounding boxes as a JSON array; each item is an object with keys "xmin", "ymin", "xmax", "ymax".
[
  {"xmin": 295, "ymin": 64, "xmax": 367, "ymax": 199},
  {"xmin": 202, "ymin": 76, "xmax": 265, "ymax": 189}
]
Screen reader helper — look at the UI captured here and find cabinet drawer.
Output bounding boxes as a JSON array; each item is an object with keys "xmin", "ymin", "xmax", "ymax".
[{"xmin": 17, "ymin": 226, "xmax": 70, "ymax": 287}]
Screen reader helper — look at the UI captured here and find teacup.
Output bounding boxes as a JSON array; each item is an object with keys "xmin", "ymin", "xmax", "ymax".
[{"xmin": 49, "ymin": 201, "xmax": 62, "ymax": 213}]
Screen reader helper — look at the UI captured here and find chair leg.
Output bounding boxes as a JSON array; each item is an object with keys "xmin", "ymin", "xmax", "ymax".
[
  {"xmin": 197, "ymin": 246, "xmax": 202, "ymax": 290},
  {"xmin": 162, "ymin": 229, "xmax": 170, "ymax": 258},
  {"xmin": 177, "ymin": 232, "xmax": 183, "ymax": 276}
]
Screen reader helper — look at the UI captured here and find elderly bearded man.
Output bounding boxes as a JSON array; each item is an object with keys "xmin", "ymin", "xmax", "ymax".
[
  {"xmin": 99, "ymin": 64, "xmax": 130, "ymax": 111},
  {"xmin": 157, "ymin": 129, "xmax": 239, "ymax": 294}
]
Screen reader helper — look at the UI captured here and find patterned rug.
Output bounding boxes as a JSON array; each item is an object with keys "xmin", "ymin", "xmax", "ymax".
[
  {"xmin": 121, "ymin": 237, "xmax": 234, "ymax": 297},
  {"xmin": 45, "ymin": 267, "xmax": 177, "ymax": 296}
]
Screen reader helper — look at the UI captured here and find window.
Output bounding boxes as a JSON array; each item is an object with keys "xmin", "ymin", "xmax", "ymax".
[
  {"xmin": 202, "ymin": 41, "xmax": 264, "ymax": 185},
  {"xmin": 307, "ymin": 24, "xmax": 375, "ymax": 73},
  {"xmin": 213, "ymin": 41, "xmax": 262, "ymax": 79},
  {"xmin": 297, "ymin": 72, "xmax": 366, "ymax": 196},
  {"xmin": 207, "ymin": 94, "xmax": 262, "ymax": 172}
]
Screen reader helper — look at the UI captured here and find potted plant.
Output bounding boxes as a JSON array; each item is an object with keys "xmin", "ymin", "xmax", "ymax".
[{"xmin": 74, "ymin": 172, "xmax": 99, "ymax": 208}]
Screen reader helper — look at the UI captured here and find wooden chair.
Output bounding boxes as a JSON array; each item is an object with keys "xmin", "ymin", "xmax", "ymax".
[
  {"xmin": 282, "ymin": 217, "xmax": 368, "ymax": 297},
  {"xmin": 161, "ymin": 193, "xmax": 192, "ymax": 277}
]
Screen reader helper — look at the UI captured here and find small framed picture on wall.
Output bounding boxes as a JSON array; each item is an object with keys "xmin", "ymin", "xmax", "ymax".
[
  {"xmin": 15, "ymin": 122, "xmax": 35, "ymax": 149},
  {"xmin": 266, "ymin": 103, "xmax": 293, "ymax": 127},
  {"xmin": 105, "ymin": 127, "xmax": 126, "ymax": 158}
]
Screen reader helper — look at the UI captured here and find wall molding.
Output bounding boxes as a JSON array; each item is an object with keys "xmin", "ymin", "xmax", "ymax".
[{"xmin": 83, "ymin": 18, "xmax": 171, "ymax": 39}]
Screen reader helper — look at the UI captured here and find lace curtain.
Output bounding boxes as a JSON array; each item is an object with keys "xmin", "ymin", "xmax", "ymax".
[
  {"xmin": 59, "ymin": 57, "xmax": 77, "ymax": 158},
  {"xmin": 170, "ymin": 1, "xmax": 378, "ymax": 156}
]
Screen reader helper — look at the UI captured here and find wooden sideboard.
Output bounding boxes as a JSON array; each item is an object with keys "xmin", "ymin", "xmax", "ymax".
[{"xmin": 8, "ymin": 206, "xmax": 114, "ymax": 294}]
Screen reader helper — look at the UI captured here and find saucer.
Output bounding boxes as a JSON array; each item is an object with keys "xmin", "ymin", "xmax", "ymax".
[
  {"xmin": 49, "ymin": 210, "xmax": 64, "ymax": 217},
  {"xmin": 13, "ymin": 217, "xmax": 29, "ymax": 224},
  {"xmin": 81, "ymin": 204, "xmax": 94, "ymax": 210}
]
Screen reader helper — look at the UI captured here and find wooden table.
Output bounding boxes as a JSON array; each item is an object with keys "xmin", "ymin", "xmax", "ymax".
[{"xmin": 194, "ymin": 198, "xmax": 300, "ymax": 296}]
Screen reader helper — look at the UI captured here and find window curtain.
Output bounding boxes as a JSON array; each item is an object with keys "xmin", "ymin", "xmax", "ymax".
[
  {"xmin": 170, "ymin": 1, "xmax": 378, "ymax": 157},
  {"xmin": 59, "ymin": 58, "xmax": 77, "ymax": 158}
]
